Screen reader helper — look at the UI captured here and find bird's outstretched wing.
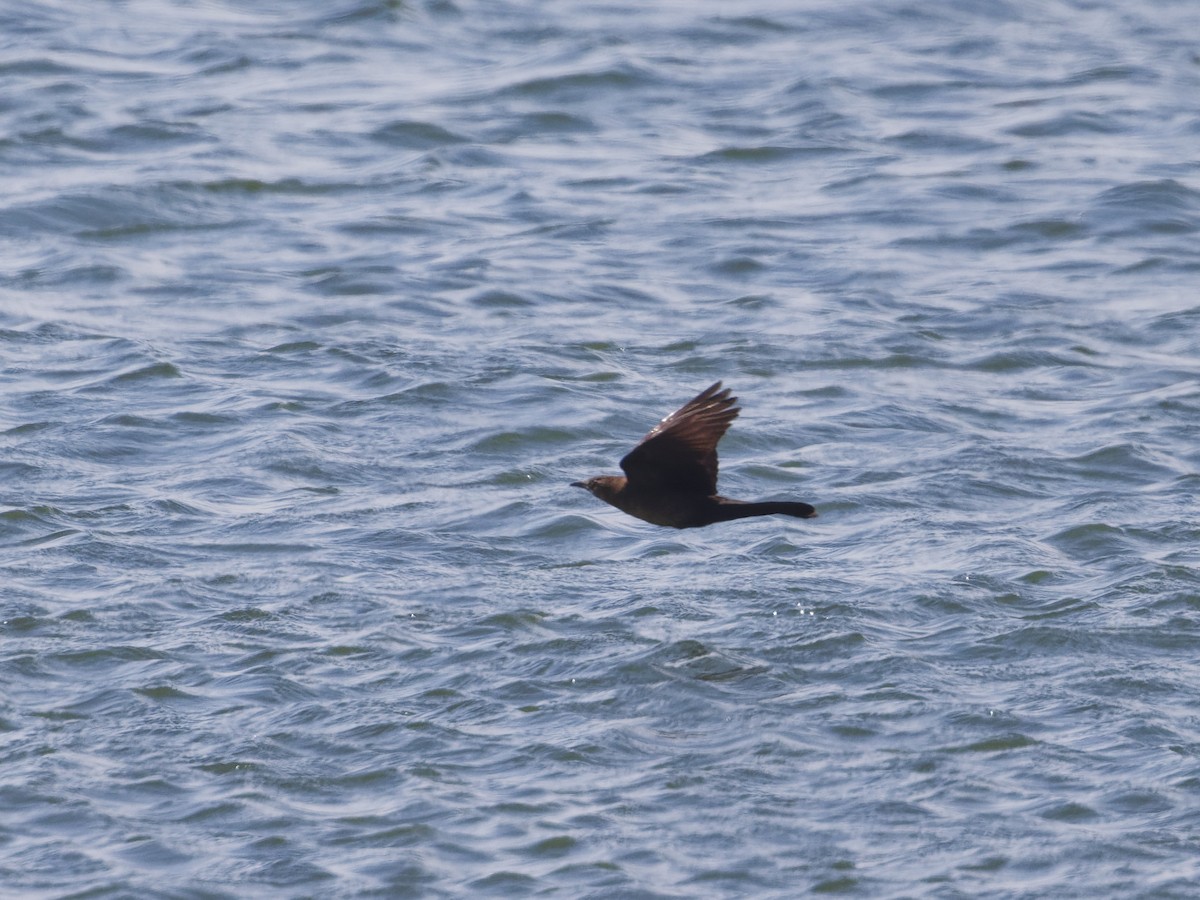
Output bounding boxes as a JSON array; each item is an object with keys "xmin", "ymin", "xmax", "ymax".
[{"xmin": 619, "ymin": 382, "xmax": 739, "ymax": 495}]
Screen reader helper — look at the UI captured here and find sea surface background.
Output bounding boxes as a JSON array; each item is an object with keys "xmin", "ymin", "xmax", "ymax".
[{"xmin": 3, "ymin": 0, "xmax": 1200, "ymax": 896}]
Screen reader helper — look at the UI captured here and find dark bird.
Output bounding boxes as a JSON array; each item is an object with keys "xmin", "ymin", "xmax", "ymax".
[{"xmin": 572, "ymin": 382, "xmax": 817, "ymax": 528}]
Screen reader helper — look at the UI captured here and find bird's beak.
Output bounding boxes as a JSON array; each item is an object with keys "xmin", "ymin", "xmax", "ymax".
[{"xmin": 570, "ymin": 481, "xmax": 586, "ymax": 489}]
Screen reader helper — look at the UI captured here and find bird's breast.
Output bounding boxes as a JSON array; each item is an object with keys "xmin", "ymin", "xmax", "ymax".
[{"xmin": 607, "ymin": 485, "xmax": 716, "ymax": 529}]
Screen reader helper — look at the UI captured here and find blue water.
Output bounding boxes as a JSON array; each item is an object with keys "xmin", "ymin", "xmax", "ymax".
[{"xmin": 3, "ymin": 0, "xmax": 1200, "ymax": 896}]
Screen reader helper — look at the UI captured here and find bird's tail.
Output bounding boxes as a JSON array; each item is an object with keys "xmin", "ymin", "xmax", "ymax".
[{"xmin": 712, "ymin": 499, "xmax": 817, "ymax": 521}]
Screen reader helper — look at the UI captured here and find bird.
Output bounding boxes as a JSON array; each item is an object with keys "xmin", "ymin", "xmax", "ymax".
[{"xmin": 572, "ymin": 382, "xmax": 817, "ymax": 528}]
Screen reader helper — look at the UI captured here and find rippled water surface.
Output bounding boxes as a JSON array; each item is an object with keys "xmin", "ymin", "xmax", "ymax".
[{"xmin": 3, "ymin": 0, "xmax": 1200, "ymax": 896}]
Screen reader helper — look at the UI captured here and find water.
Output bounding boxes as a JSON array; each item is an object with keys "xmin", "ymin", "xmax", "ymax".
[{"xmin": 3, "ymin": 0, "xmax": 1200, "ymax": 895}]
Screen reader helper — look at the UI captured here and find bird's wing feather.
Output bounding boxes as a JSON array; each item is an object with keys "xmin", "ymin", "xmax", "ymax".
[{"xmin": 619, "ymin": 382, "xmax": 739, "ymax": 494}]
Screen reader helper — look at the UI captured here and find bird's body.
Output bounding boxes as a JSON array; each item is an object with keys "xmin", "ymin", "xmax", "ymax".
[{"xmin": 572, "ymin": 382, "xmax": 816, "ymax": 528}]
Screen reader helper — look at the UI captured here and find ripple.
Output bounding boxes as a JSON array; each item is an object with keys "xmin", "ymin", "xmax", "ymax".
[{"xmin": 3, "ymin": 0, "xmax": 1200, "ymax": 896}]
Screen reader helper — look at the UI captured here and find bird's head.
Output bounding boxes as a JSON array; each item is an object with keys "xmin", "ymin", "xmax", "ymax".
[{"xmin": 571, "ymin": 475, "xmax": 623, "ymax": 503}]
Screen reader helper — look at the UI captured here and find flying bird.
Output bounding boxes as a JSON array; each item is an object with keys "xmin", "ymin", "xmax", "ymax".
[{"xmin": 572, "ymin": 382, "xmax": 817, "ymax": 528}]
